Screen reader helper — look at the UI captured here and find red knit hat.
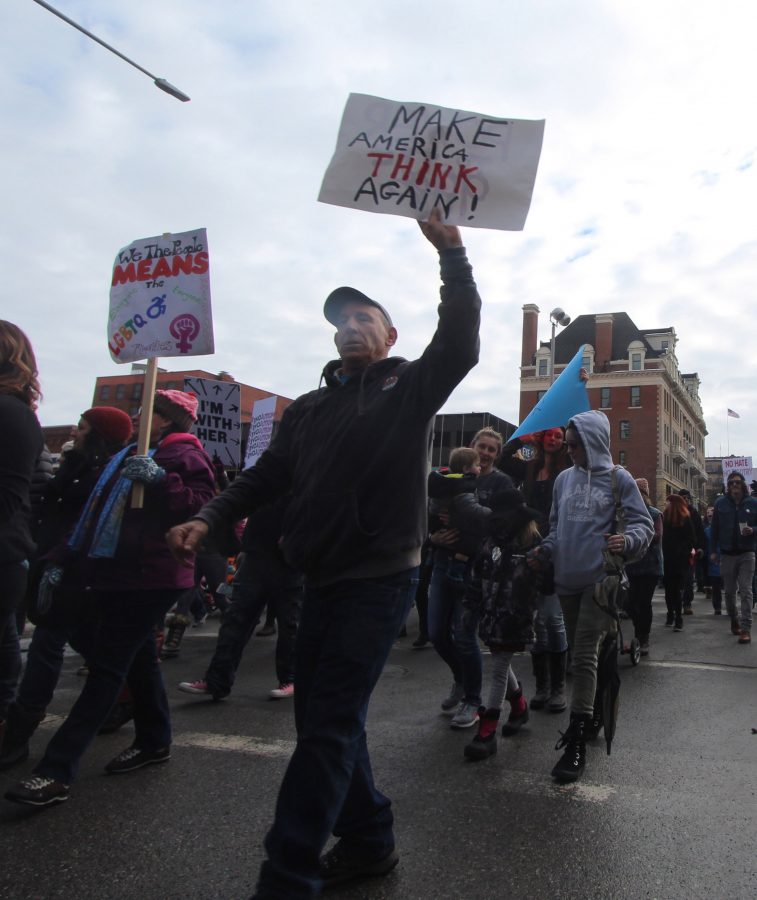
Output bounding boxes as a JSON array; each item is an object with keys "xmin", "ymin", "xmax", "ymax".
[
  {"xmin": 81, "ymin": 407, "xmax": 133, "ymax": 445},
  {"xmin": 153, "ymin": 389, "xmax": 199, "ymax": 430}
]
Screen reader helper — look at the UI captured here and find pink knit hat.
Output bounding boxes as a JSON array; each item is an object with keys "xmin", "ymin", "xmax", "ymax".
[{"xmin": 154, "ymin": 389, "xmax": 199, "ymax": 431}]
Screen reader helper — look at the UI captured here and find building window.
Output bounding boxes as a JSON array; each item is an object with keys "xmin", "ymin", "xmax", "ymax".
[
  {"xmin": 630, "ymin": 386, "xmax": 641, "ymax": 407},
  {"xmin": 115, "ymin": 384, "xmax": 125, "ymax": 400},
  {"xmin": 600, "ymin": 387, "xmax": 610, "ymax": 409},
  {"xmin": 620, "ymin": 420, "xmax": 631, "ymax": 440},
  {"xmin": 630, "ymin": 353, "xmax": 642, "ymax": 371},
  {"xmin": 99, "ymin": 385, "xmax": 110, "ymax": 401},
  {"xmin": 129, "ymin": 406, "xmax": 139, "ymax": 417},
  {"xmin": 618, "ymin": 450, "xmax": 627, "ymax": 466},
  {"xmin": 538, "ymin": 358, "xmax": 549, "ymax": 377},
  {"xmin": 536, "ymin": 390, "xmax": 547, "ymax": 401},
  {"xmin": 664, "ymin": 453, "xmax": 670, "ymax": 473},
  {"xmin": 165, "ymin": 380, "xmax": 177, "ymax": 390},
  {"xmin": 661, "ymin": 340, "xmax": 669, "ymax": 350},
  {"xmin": 131, "ymin": 382, "xmax": 143, "ymax": 401}
]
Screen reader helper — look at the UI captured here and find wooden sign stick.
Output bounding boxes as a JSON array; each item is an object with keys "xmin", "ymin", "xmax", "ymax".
[{"xmin": 131, "ymin": 356, "xmax": 160, "ymax": 509}]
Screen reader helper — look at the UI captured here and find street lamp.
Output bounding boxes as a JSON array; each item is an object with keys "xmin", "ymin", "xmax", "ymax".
[
  {"xmin": 33, "ymin": 0, "xmax": 190, "ymax": 102},
  {"xmin": 549, "ymin": 307, "xmax": 571, "ymax": 384}
]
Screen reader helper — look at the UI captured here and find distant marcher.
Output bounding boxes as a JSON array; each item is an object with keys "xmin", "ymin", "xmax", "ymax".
[
  {"xmin": 710, "ymin": 471, "xmax": 757, "ymax": 643},
  {"xmin": 662, "ymin": 494, "xmax": 697, "ymax": 632},
  {"xmin": 677, "ymin": 489, "xmax": 705, "ymax": 615},
  {"xmin": 624, "ymin": 477, "xmax": 662, "ymax": 655}
]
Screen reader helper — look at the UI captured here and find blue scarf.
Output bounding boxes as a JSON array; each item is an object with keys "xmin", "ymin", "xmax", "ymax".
[{"xmin": 68, "ymin": 445, "xmax": 157, "ymax": 559}]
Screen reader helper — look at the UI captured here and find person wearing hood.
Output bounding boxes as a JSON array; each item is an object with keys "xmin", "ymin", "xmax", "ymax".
[
  {"xmin": 530, "ymin": 410, "xmax": 652, "ymax": 783},
  {"xmin": 5, "ymin": 389, "xmax": 215, "ymax": 807},
  {"xmin": 165, "ymin": 209, "xmax": 480, "ymax": 899}
]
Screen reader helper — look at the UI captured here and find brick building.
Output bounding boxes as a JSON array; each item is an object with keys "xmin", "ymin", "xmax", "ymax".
[{"xmin": 519, "ymin": 306, "xmax": 707, "ymax": 509}]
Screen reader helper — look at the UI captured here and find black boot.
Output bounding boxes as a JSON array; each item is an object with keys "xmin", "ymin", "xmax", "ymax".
[
  {"xmin": 551, "ymin": 712, "xmax": 591, "ymax": 783},
  {"xmin": 529, "ymin": 652, "xmax": 550, "ymax": 710},
  {"xmin": 547, "ymin": 651, "xmax": 568, "ymax": 713},
  {"xmin": 501, "ymin": 682, "xmax": 529, "ymax": 736},
  {"xmin": 161, "ymin": 612, "xmax": 190, "ymax": 659},
  {"xmin": 585, "ymin": 691, "xmax": 604, "ymax": 740},
  {"xmin": 464, "ymin": 707, "xmax": 500, "ymax": 761}
]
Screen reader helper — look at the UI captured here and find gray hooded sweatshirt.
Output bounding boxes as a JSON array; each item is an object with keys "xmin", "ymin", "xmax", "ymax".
[{"xmin": 540, "ymin": 409, "xmax": 653, "ymax": 594}]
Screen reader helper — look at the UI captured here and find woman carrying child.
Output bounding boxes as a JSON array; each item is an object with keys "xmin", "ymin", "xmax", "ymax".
[
  {"xmin": 462, "ymin": 488, "xmax": 543, "ymax": 761},
  {"xmin": 427, "ymin": 447, "xmax": 489, "ymax": 730}
]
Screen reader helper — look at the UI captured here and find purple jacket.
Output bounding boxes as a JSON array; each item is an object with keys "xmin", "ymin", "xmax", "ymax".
[{"xmin": 86, "ymin": 432, "xmax": 215, "ymax": 592}]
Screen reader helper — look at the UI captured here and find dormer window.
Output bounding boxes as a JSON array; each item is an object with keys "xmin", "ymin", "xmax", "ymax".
[{"xmin": 628, "ymin": 340, "xmax": 646, "ymax": 372}]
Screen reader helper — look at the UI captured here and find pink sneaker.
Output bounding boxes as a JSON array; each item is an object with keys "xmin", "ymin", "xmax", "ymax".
[
  {"xmin": 269, "ymin": 683, "xmax": 294, "ymax": 699},
  {"xmin": 178, "ymin": 679, "xmax": 210, "ymax": 695}
]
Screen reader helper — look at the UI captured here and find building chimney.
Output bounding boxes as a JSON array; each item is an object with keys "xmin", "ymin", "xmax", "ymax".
[
  {"xmin": 521, "ymin": 304, "xmax": 540, "ymax": 367},
  {"xmin": 595, "ymin": 313, "xmax": 614, "ymax": 370}
]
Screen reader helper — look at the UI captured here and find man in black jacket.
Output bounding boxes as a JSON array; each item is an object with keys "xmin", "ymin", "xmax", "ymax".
[{"xmin": 167, "ymin": 208, "xmax": 481, "ymax": 899}]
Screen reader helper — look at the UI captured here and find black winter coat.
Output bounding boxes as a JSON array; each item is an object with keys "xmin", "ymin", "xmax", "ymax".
[{"xmin": 196, "ymin": 247, "xmax": 481, "ymax": 585}]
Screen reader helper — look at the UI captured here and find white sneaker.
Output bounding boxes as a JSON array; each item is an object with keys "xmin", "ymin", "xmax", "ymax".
[
  {"xmin": 450, "ymin": 702, "xmax": 480, "ymax": 729},
  {"xmin": 269, "ymin": 683, "xmax": 294, "ymax": 699}
]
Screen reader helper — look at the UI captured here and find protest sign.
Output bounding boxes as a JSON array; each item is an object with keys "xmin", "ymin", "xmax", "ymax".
[
  {"xmin": 722, "ymin": 457, "xmax": 753, "ymax": 481},
  {"xmin": 108, "ymin": 228, "xmax": 213, "ymax": 363},
  {"xmin": 319, "ymin": 93, "xmax": 544, "ymax": 231},
  {"xmin": 184, "ymin": 377, "xmax": 241, "ymax": 469},
  {"xmin": 511, "ymin": 346, "xmax": 590, "ymax": 441},
  {"xmin": 244, "ymin": 395, "xmax": 277, "ymax": 469}
]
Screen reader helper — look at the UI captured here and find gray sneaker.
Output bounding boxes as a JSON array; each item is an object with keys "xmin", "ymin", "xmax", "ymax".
[
  {"xmin": 450, "ymin": 702, "xmax": 480, "ymax": 729},
  {"xmin": 440, "ymin": 682, "xmax": 464, "ymax": 715}
]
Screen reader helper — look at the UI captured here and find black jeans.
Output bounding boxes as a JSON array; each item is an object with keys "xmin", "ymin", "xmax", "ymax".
[
  {"xmin": 627, "ymin": 574, "xmax": 657, "ymax": 641},
  {"xmin": 664, "ymin": 573, "xmax": 684, "ymax": 618},
  {"xmin": 0, "ymin": 563, "xmax": 28, "ymax": 717},
  {"xmin": 35, "ymin": 589, "xmax": 181, "ymax": 784},
  {"xmin": 206, "ymin": 553, "xmax": 303, "ymax": 695}
]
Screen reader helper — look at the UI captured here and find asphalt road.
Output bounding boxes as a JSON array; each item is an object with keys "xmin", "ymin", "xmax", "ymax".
[{"xmin": 1, "ymin": 588, "xmax": 756, "ymax": 900}]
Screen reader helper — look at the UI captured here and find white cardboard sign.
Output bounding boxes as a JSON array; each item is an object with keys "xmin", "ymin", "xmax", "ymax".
[
  {"xmin": 244, "ymin": 395, "xmax": 277, "ymax": 469},
  {"xmin": 108, "ymin": 228, "xmax": 213, "ymax": 363},
  {"xmin": 318, "ymin": 93, "xmax": 545, "ymax": 231}
]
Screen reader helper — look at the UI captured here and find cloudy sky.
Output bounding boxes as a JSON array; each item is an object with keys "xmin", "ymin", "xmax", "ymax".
[{"xmin": 3, "ymin": 0, "xmax": 757, "ymax": 459}]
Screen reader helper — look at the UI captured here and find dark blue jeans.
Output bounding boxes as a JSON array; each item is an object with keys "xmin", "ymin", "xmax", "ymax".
[
  {"xmin": 206, "ymin": 553, "xmax": 303, "ymax": 695},
  {"xmin": 35, "ymin": 589, "xmax": 181, "ymax": 785},
  {"xmin": 427, "ymin": 553, "xmax": 482, "ymax": 706},
  {"xmin": 254, "ymin": 568, "xmax": 417, "ymax": 900}
]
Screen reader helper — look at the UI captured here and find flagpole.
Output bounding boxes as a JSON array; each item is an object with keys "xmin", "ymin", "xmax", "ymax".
[{"xmin": 726, "ymin": 409, "xmax": 729, "ymax": 457}]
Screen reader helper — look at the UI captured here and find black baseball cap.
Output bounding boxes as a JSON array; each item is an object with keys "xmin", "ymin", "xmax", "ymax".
[{"xmin": 324, "ymin": 287, "xmax": 393, "ymax": 328}]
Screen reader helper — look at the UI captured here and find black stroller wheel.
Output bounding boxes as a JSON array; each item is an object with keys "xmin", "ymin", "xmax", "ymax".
[{"xmin": 629, "ymin": 637, "xmax": 641, "ymax": 666}]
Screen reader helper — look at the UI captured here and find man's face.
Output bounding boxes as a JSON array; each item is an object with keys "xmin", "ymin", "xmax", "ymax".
[
  {"xmin": 706, "ymin": 506, "xmax": 714, "ymax": 523},
  {"xmin": 471, "ymin": 436, "xmax": 500, "ymax": 474},
  {"xmin": 333, "ymin": 301, "xmax": 397, "ymax": 374},
  {"xmin": 542, "ymin": 428, "xmax": 564, "ymax": 455},
  {"xmin": 565, "ymin": 427, "xmax": 587, "ymax": 468},
  {"xmin": 728, "ymin": 478, "xmax": 745, "ymax": 501}
]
